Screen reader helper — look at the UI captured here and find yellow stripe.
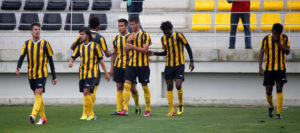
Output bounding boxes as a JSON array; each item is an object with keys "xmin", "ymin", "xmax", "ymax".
[
  {"xmin": 88, "ymin": 43, "xmax": 94, "ymax": 78},
  {"xmin": 80, "ymin": 45, "xmax": 83, "ymax": 80},
  {"xmin": 33, "ymin": 42, "xmax": 38, "ymax": 79},
  {"xmin": 21, "ymin": 43, "xmax": 26, "ymax": 55},
  {"xmin": 122, "ymin": 36, "xmax": 127, "ymax": 69},
  {"xmin": 117, "ymin": 36, "xmax": 122, "ymax": 68},
  {"xmin": 28, "ymin": 40, "xmax": 32, "ymax": 79},
  {"xmin": 268, "ymin": 35, "xmax": 273, "ymax": 71},
  {"xmin": 46, "ymin": 42, "xmax": 53, "ymax": 56},
  {"xmin": 83, "ymin": 45, "xmax": 88, "ymax": 79},
  {"xmin": 44, "ymin": 53, "xmax": 48, "ymax": 78},
  {"xmin": 100, "ymin": 37, "xmax": 107, "ymax": 51},
  {"xmin": 173, "ymin": 33, "xmax": 179, "ymax": 66},
  {"xmin": 274, "ymin": 41, "xmax": 279, "ymax": 71},
  {"xmin": 138, "ymin": 33, "xmax": 142, "ymax": 67},
  {"xmin": 38, "ymin": 40, "xmax": 44, "ymax": 78},
  {"xmin": 169, "ymin": 38, "xmax": 173, "ymax": 67}
]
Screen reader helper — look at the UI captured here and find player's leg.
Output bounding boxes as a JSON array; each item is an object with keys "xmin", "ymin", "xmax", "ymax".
[
  {"xmin": 122, "ymin": 80, "xmax": 132, "ymax": 115},
  {"xmin": 30, "ymin": 88, "xmax": 43, "ymax": 124},
  {"xmin": 176, "ymin": 79, "xmax": 184, "ymax": 115},
  {"xmin": 276, "ymin": 83, "xmax": 283, "ymax": 119},
  {"xmin": 79, "ymin": 80, "xmax": 88, "ymax": 120},
  {"xmin": 165, "ymin": 79, "xmax": 175, "ymax": 116},
  {"xmin": 131, "ymin": 83, "xmax": 141, "ymax": 116},
  {"xmin": 265, "ymin": 85, "xmax": 274, "ymax": 117},
  {"xmin": 86, "ymin": 79, "xmax": 97, "ymax": 120},
  {"xmin": 84, "ymin": 88, "xmax": 94, "ymax": 120},
  {"xmin": 91, "ymin": 85, "xmax": 98, "ymax": 104},
  {"xmin": 113, "ymin": 82, "xmax": 124, "ymax": 115},
  {"xmin": 138, "ymin": 67, "xmax": 151, "ymax": 117}
]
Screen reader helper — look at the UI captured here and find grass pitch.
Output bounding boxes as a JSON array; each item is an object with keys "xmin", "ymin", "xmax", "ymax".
[{"xmin": 0, "ymin": 106, "xmax": 299, "ymax": 133}]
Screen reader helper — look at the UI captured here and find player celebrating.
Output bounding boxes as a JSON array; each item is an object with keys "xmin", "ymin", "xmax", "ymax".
[
  {"xmin": 71, "ymin": 17, "xmax": 110, "ymax": 119},
  {"xmin": 120, "ymin": 16, "xmax": 152, "ymax": 116},
  {"xmin": 110, "ymin": 18, "xmax": 141, "ymax": 116},
  {"xmin": 259, "ymin": 23, "xmax": 290, "ymax": 119},
  {"xmin": 16, "ymin": 22, "xmax": 57, "ymax": 125},
  {"xmin": 69, "ymin": 27, "xmax": 108, "ymax": 120},
  {"xmin": 149, "ymin": 21, "xmax": 194, "ymax": 116}
]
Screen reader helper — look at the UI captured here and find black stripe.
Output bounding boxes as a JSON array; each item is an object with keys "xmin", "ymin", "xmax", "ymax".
[
  {"xmin": 141, "ymin": 32, "xmax": 145, "ymax": 67},
  {"xmin": 171, "ymin": 35, "xmax": 176, "ymax": 67},
  {"xmin": 166, "ymin": 36, "xmax": 171, "ymax": 67},
  {"xmin": 87, "ymin": 44, "xmax": 91, "ymax": 79},
  {"xmin": 36, "ymin": 42, "xmax": 41, "ymax": 79},
  {"xmin": 176, "ymin": 32, "xmax": 182, "ymax": 65},
  {"xmin": 277, "ymin": 39, "xmax": 281, "ymax": 70},
  {"xmin": 30, "ymin": 42, "xmax": 35, "ymax": 79},
  {"xmin": 41, "ymin": 42, "xmax": 45, "ymax": 78},
  {"xmin": 120, "ymin": 36, "xmax": 124, "ymax": 68},
  {"xmin": 265, "ymin": 36, "xmax": 269, "ymax": 71},
  {"xmin": 271, "ymin": 39, "xmax": 275, "ymax": 71},
  {"xmin": 81, "ymin": 45, "xmax": 85, "ymax": 80}
]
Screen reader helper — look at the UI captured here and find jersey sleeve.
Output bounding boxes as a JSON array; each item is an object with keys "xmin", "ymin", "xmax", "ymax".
[
  {"xmin": 96, "ymin": 43, "xmax": 103, "ymax": 60},
  {"xmin": 161, "ymin": 37, "xmax": 166, "ymax": 51},
  {"xmin": 100, "ymin": 36, "xmax": 108, "ymax": 51},
  {"xmin": 143, "ymin": 32, "xmax": 151, "ymax": 46},
  {"xmin": 178, "ymin": 32, "xmax": 188, "ymax": 45},
  {"xmin": 20, "ymin": 42, "xmax": 28, "ymax": 56},
  {"xmin": 112, "ymin": 36, "xmax": 117, "ymax": 49},
  {"xmin": 260, "ymin": 36, "xmax": 267, "ymax": 50},
  {"xmin": 71, "ymin": 45, "xmax": 80, "ymax": 59},
  {"xmin": 45, "ymin": 41, "xmax": 54, "ymax": 57}
]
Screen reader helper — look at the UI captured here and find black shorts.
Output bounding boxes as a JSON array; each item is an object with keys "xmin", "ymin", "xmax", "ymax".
[
  {"xmin": 95, "ymin": 73, "xmax": 101, "ymax": 85},
  {"xmin": 29, "ymin": 78, "xmax": 47, "ymax": 93},
  {"xmin": 124, "ymin": 66, "xmax": 150, "ymax": 84},
  {"xmin": 263, "ymin": 70, "xmax": 287, "ymax": 86},
  {"xmin": 79, "ymin": 78, "xmax": 97, "ymax": 93},
  {"xmin": 164, "ymin": 65, "xmax": 185, "ymax": 81},
  {"xmin": 113, "ymin": 67, "xmax": 126, "ymax": 83}
]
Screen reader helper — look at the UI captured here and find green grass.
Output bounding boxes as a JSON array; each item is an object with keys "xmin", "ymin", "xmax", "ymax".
[{"xmin": 0, "ymin": 106, "xmax": 300, "ymax": 133}]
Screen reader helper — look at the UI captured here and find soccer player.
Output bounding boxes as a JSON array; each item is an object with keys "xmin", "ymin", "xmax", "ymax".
[
  {"xmin": 71, "ymin": 17, "xmax": 110, "ymax": 119},
  {"xmin": 149, "ymin": 21, "xmax": 194, "ymax": 116},
  {"xmin": 259, "ymin": 23, "xmax": 290, "ymax": 119},
  {"xmin": 110, "ymin": 18, "xmax": 141, "ymax": 116},
  {"xmin": 16, "ymin": 22, "xmax": 57, "ymax": 125},
  {"xmin": 121, "ymin": 16, "xmax": 152, "ymax": 117},
  {"xmin": 69, "ymin": 27, "xmax": 109, "ymax": 120}
]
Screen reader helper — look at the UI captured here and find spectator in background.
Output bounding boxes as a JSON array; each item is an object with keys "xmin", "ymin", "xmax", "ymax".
[
  {"xmin": 228, "ymin": 0, "xmax": 251, "ymax": 49},
  {"xmin": 124, "ymin": 0, "xmax": 143, "ymax": 32}
]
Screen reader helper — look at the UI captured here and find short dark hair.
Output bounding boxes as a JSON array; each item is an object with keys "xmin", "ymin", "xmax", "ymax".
[
  {"xmin": 129, "ymin": 16, "xmax": 140, "ymax": 23},
  {"xmin": 272, "ymin": 23, "xmax": 283, "ymax": 34},
  {"xmin": 118, "ymin": 18, "xmax": 128, "ymax": 26},
  {"xmin": 30, "ymin": 22, "xmax": 41, "ymax": 30},
  {"xmin": 89, "ymin": 16, "xmax": 100, "ymax": 29},
  {"xmin": 79, "ymin": 27, "xmax": 92, "ymax": 41},
  {"xmin": 160, "ymin": 21, "xmax": 173, "ymax": 31}
]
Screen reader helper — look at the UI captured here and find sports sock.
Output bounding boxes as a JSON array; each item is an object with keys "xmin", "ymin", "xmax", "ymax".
[
  {"xmin": 123, "ymin": 83, "xmax": 131, "ymax": 111},
  {"xmin": 39, "ymin": 98, "xmax": 46, "ymax": 119},
  {"xmin": 31, "ymin": 94, "xmax": 42, "ymax": 117},
  {"xmin": 277, "ymin": 92, "xmax": 283, "ymax": 114},
  {"xmin": 91, "ymin": 86, "xmax": 98, "ymax": 104},
  {"xmin": 167, "ymin": 90, "xmax": 174, "ymax": 113},
  {"xmin": 266, "ymin": 93, "xmax": 274, "ymax": 108},
  {"xmin": 116, "ymin": 89, "xmax": 123, "ymax": 112},
  {"xmin": 142, "ymin": 85, "xmax": 151, "ymax": 111},
  {"xmin": 177, "ymin": 88, "xmax": 183, "ymax": 106}
]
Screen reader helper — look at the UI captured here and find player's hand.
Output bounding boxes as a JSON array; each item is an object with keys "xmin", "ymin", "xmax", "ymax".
[
  {"xmin": 126, "ymin": 43, "xmax": 133, "ymax": 50},
  {"xmin": 148, "ymin": 50, "xmax": 154, "ymax": 56},
  {"xmin": 68, "ymin": 62, "xmax": 73, "ymax": 68},
  {"xmin": 105, "ymin": 72, "xmax": 110, "ymax": 81},
  {"xmin": 189, "ymin": 62, "xmax": 195, "ymax": 72},
  {"xmin": 16, "ymin": 68, "xmax": 20, "ymax": 76},
  {"xmin": 149, "ymin": 58, "xmax": 152, "ymax": 62},
  {"xmin": 259, "ymin": 67, "xmax": 264, "ymax": 76},
  {"xmin": 127, "ymin": 35, "xmax": 136, "ymax": 42},
  {"xmin": 109, "ymin": 69, "xmax": 114, "ymax": 77},
  {"xmin": 52, "ymin": 78, "xmax": 57, "ymax": 85}
]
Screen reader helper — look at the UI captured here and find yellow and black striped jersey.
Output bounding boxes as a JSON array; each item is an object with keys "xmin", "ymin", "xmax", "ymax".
[
  {"xmin": 72, "ymin": 41, "xmax": 103, "ymax": 80},
  {"xmin": 17, "ymin": 39, "xmax": 56, "ymax": 79},
  {"xmin": 74, "ymin": 31, "xmax": 108, "ymax": 52},
  {"xmin": 260, "ymin": 34, "xmax": 290, "ymax": 71},
  {"xmin": 161, "ymin": 32, "xmax": 188, "ymax": 67},
  {"xmin": 112, "ymin": 33, "xmax": 129, "ymax": 69},
  {"xmin": 127, "ymin": 30, "xmax": 151, "ymax": 67}
]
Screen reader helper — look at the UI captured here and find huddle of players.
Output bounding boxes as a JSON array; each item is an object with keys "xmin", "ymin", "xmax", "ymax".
[{"xmin": 16, "ymin": 16, "xmax": 289, "ymax": 124}]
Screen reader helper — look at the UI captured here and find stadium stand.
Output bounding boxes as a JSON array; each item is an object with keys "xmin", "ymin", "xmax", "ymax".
[
  {"xmin": 194, "ymin": 0, "xmax": 214, "ymax": 11},
  {"xmin": 217, "ymin": 0, "xmax": 232, "ymax": 11},
  {"xmin": 18, "ymin": 13, "xmax": 39, "ymax": 30},
  {"xmin": 1, "ymin": 0, "xmax": 22, "ymax": 10},
  {"xmin": 0, "ymin": 13, "xmax": 16, "ymax": 30},
  {"xmin": 191, "ymin": 13, "xmax": 211, "ymax": 31},
  {"xmin": 287, "ymin": 0, "xmax": 300, "ymax": 10},
  {"xmin": 215, "ymin": 13, "xmax": 231, "ymax": 30},
  {"xmin": 260, "ymin": 13, "xmax": 281, "ymax": 31},
  {"xmin": 250, "ymin": 0, "xmax": 260, "ymax": 11},
  {"xmin": 69, "ymin": 0, "xmax": 89, "ymax": 10},
  {"xmin": 237, "ymin": 13, "xmax": 257, "ymax": 31},
  {"xmin": 89, "ymin": 13, "xmax": 108, "ymax": 30},
  {"xmin": 284, "ymin": 13, "xmax": 300, "ymax": 31},
  {"xmin": 42, "ymin": 13, "xmax": 62, "ymax": 30},
  {"xmin": 92, "ymin": 0, "xmax": 112, "ymax": 10},
  {"xmin": 120, "ymin": 0, "xmax": 189, "ymax": 9},
  {"xmin": 47, "ymin": 0, "xmax": 67, "ymax": 10},
  {"xmin": 263, "ymin": 0, "xmax": 283, "ymax": 10},
  {"xmin": 64, "ymin": 13, "xmax": 85, "ymax": 30},
  {"xmin": 24, "ymin": 0, "xmax": 44, "ymax": 10}
]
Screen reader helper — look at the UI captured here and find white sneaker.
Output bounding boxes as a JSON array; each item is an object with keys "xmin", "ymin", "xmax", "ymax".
[
  {"xmin": 29, "ymin": 115, "xmax": 35, "ymax": 124},
  {"xmin": 36, "ymin": 118, "xmax": 47, "ymax": 125}
]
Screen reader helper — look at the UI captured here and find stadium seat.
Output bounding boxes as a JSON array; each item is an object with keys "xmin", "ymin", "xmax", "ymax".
[
  {"xmin": 19, "ymin": 13, "xmax": 39, "ymax": 30},
  {"xmin": 42, "ymin": 13, "xmax": 62, "ymax": 30},
  {"xmin": 237, "ymin": 13, "xmax": 257, "ymax": 31},
  {"xmin": 191, "ymin": 13, "xmax": 211, "ymax": 31},
  {"xmin": 64, "ymin": 13, "xmax": 85, "ymax": 30},
  {"xmin": 284, "ymin": 13, "xmax": 300, "ymax": 31},
  {"xmin": 24, "ymin": 0, "xmax": 44, "ymax": 10},
  {"xmin": 69, "ymin": 0, "xmax": 89, "ymax": 10},
  {"xmin": 250, "ymin": 0, "xmax": 260, "ymax": 11},
  {"xmin": 263, "ymin": 0, "xmax": 283, "ymax": 10},
  {"xmin": 217, "ymin": 0, "xmax": 232, "ymax": 11},
  {"xmin": 89, "ymin": 13, "xmax": 108, "ymax": 30},
  {"xmin": 194, "ymin": 0, "xmax": 214, "ymax": 11},
  {"xmin": 260, "ymin": 13, "xmax": 281, "ymax": 31},
  {"xmin": 0, "ymin": 13, "xmax": 16, "ymax": 30},
  {"xmin": 92, "ymin": 0, "xmax": 112, "ymax": 10},
  {"xmin": 287, "ymin": 0, "xmax": 300, "ymax": 10},
  {"xmin": 47, "ymin": 0, "xmax": 66, "ymax": 10},
  {"xmin": 215, "ymin": 13, "xmax": 231, "ymax": 30},
  {"xmin": 1, "ymin": 0, "xmax": 22, "ymax": 10}
]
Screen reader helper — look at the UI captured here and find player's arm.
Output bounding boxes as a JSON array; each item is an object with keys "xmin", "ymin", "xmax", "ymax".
[
  {"xmin": 70, "ymin": 36, "xmax": 80, "ymax": 50},
  {"xmin": 100, "ymin": 59, "xmax": 110, "ymax": 81},
  {"xmin": 277, "ymin": 36, "xmax": 290, "ymax": 55},
  {"xmin": 100, "ymin": 37, "xmax": 112, "ymax": 57},
  {"xmin": 126, "ymin": 43, "xmax": 149, "ymax": 54},
  {"xmin": 110, "ymin": 48, "xmax": 117, "ymax": 76},
  {"xmin": 16, "ymin": 43, "xmax": 28, "ymax": 75},
  {"xmin": 69, "ymin": 46, "xmax": 80, "ymax": 68},
  {"xmin": 179, "ymin": 32, "xmax": 194, "ymax": 71},
  {"xmin": 46, "ymin": 42, "xmax": 57, "ymax": 85},
  {"xmin": 259, "ymin": 37, "xmax": 267, "ymax": 76}
]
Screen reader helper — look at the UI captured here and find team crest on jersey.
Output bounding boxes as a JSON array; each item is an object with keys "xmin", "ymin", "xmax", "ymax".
[{"xmin": 92, "ymin": 34, "xmax": 96, "ymax": 39}]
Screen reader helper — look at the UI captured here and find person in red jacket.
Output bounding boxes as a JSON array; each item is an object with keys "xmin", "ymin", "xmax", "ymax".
[{"xmin": 228, "ymin": 0, "xmax": 251, "ymax": 49}]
